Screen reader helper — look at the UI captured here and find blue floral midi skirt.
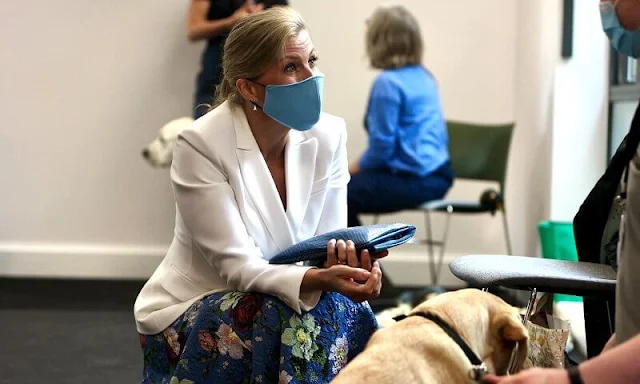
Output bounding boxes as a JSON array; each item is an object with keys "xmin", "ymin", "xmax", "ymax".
[{"xmin": 140, "ymin": 291, "xmax": 378, "ymax": 384}]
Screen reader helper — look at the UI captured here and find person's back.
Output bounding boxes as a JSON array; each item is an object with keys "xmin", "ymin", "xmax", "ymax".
[
  {"xmin": 363, "ymin": 65, "xmax": 449, "ymax": 177},
  {"xmin": 348, "ymin": 5, "xmax": 453, "ymax": 227}
]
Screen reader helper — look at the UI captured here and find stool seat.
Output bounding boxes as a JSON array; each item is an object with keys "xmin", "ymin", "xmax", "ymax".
[
  {"xmin": 419, "ymin": 200, "xmax": 490, "ymax": 214},
  {"xmin": 449, "ymin": 255, "xmax": 616, "ymax": 299}
]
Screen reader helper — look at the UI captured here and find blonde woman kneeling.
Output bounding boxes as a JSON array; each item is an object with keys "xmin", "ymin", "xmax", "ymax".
[{"xmin": 135, "ymin": 7, "xmax": 387, "ymax": 384}]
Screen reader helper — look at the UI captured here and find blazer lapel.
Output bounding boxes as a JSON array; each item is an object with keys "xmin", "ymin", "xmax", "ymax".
[
  {"xmin": 233, "ymin": 106, "xmax": 295, "ymax": 252},
  {"xmin": 286, "ymin": 131, "xmax": 318, "ymax": 234}
]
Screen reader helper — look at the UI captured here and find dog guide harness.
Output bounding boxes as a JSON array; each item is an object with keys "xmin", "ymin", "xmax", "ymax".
[{"xmin": 393, "ymin": 312, "xmax": 488, "ymax": 381}]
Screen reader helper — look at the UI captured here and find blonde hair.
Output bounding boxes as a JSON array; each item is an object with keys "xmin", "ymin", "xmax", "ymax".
[
  {"xmin": 213, "ymin": 7, "xmax": 307, "ymax": 107},
  {"xmin": 366, "ymin": 5, "xmax": 423, "ymax": 69}
]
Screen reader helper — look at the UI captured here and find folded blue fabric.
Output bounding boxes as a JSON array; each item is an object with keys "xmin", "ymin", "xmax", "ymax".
[{"xmin": 268, "ymin": 223, "xmax": 416, "ymax": 265}]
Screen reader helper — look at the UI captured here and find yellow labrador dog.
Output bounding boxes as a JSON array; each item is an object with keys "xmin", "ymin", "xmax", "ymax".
[{"xmin": 332, "ymin": 289, "xmax": 529, "ymax": 384}]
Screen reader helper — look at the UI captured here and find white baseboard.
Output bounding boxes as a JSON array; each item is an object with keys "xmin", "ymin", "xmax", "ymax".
[
  {"xmin": 0, "ymin": 242, "xmax": 166, "ymax": 279},
  {"xmin": 0, "ymin": 242, "xmax": 467, "ymax": 286}
]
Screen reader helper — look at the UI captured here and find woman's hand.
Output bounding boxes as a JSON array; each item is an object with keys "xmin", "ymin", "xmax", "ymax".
[
  {"xmin": 348, "ymin": 161, "xmax": 361, "ymax": 175},
  {"xmin": 230, "ymin": 1, "xmax": 265, "ymax": 24},
  {"xmin": 230, "ymin": 6, "xmax": 251, "ymax": 23},
  {"xmin": 324, "ymin": 239, "xmax": 389, "ymax": 270},
  {"xmin": 482, "ymin": 368, "xmax": 570, "ymax": 384},
  {"xmin": 317, "ymin": 261, "xmax": 383, "ymax": 302}
]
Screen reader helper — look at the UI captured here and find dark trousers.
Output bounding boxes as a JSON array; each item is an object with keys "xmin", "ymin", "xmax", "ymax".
[
  {"xmin": 347, "ymin": 163, "xmax": 453, "ymax": 227},
  {"xmin": 194, "ymin": 44, "xmax": 223, "ymax": 119}
]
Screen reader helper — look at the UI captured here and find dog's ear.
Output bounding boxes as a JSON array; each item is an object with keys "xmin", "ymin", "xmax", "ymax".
[
  {"xmin": 493, "ymin": 311, "xmax": 529, "ymax": 372},
  {"xmin": 494, "ymin": 312, "xmax": 528, "ymax": 342}
]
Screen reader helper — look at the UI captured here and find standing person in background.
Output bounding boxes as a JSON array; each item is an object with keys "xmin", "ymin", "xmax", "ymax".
[
  {"xmin": 186, "ymin": 0, "xmax": 288, "ymax": 119},
  {"xmin": 347, "ymin": 4, "xmax": 454, "ymax": 227}
]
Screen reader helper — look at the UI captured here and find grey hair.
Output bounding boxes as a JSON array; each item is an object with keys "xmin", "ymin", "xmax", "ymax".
[{"xmin": 366, "ymin": 5, "xmax": 424, "ymax": 69}]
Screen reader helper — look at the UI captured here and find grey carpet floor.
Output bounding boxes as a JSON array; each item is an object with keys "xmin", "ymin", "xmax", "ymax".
[
  {"xmin": 0, "ymin": 278, "xmax": 145, "ymax": 384},
  {"xmin": 0, "ymin": 277, "xmax": 407, "ymax": 384},
  {"xmin": 0, "ymin": 309, "xmax": 141, "ymax": 384},
  {"xmin": 0, "ymin": 277, "xmax": 514, "ymax": 383}
]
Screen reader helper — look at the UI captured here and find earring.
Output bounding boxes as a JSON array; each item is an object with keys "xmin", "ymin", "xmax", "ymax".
[{"xmin": 252, "ymin": 101, "xmax": 257, "ymax": 111}]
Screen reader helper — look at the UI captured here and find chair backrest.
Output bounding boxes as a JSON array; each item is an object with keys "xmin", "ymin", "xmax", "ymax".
[{"xmin": 446, "ymin": 120, "xmax": 515, "ymax": 193}]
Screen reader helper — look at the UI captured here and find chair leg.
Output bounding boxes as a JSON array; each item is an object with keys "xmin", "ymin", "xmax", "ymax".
[
  {"xmin": 425, "ymin": 211, "xmax": 436, "ymax": 286},
  {"xmin": 434, "ymin": 206, "xmax": 453, "ymax": 285},
  {"xmin": 606, "ymin": 300, "xmax": 614, "ymax": 334},
  {"xmin": 522, "ymin": 288, "xmax": 538, "ymax": 324},
  {"xmin": 501, "ymin": 209, "xmax": 513, "ymax": 255}
]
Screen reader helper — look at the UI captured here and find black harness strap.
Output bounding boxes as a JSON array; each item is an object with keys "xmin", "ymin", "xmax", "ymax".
[{"xmin": 393, "ymin": 312, "xmax": 488, "ymax": 381}]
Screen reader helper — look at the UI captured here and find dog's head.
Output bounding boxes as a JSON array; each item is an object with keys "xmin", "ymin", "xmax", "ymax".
[
  {"xmin": 142, "ymin": 117, "xmax": 194, "ymax": 167},
  {"xmin": 411, "ymin": 289, "xmax": 529, "ymax": 376}
]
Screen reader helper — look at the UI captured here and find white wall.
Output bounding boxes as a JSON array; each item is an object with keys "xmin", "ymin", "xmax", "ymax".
[
  {"xmin": 508, "ymin": 0, "xmax": 561, "ymax": 258},
  {"xmin": 550, "ymin": 0, "xmax": 609, "ymax": 221},
  {"xmin": 0, "ymin": 1, "xmax": 200, "ymax": 277},
  {"xmin": 508, "ymin": 0, "xmax": 609, "ymax": 256},
  {"xmin": 293, "ymin": 0, "xmax": 520, "ymax": 285},
  {"xmin": 0, "ymin": 0, "xmax": 609, "ymax": 282}
]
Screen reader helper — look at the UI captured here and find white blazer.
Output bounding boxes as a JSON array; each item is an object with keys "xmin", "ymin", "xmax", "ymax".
[{"xmin": 134, "ymin": 101, "xmax": 350, "ymax": 335}]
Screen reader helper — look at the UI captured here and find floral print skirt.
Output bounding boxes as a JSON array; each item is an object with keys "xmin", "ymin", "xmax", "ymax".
[{"xmin": 140, "ymin": 291, "xmax": 378, "ymax": 384}]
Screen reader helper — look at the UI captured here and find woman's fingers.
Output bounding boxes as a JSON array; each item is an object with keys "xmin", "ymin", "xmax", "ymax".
[
  {"xmin": 346, "ymin": 240, "xmax": 359, "ymax": 267},
  {"xmin": 372, "ymin": 250, "xmax": 389, "ymax": 260},
  {"xmin": 324, "ymin": 263, "xmax": 384, "ymax": 302},
  {"xmin": 362, "ymin": 261, "xmax": 380, "ymax": 295},
  {"xmin": 332, "ymin": 240, "xmax": 388, "ymax": 270},
  {"xmin": 251, "ymin": 3, "xmax": 265, "ymax": 12},
  {"xmin": 372, "ymin": 261, "xmax": 383, "ymax": 295},
  {"xmin": 325, "ymin": 239, "xmax": 337, "ymax": 267},
  {"xmin": 340, "ymin": 264, "xmax": 381, "ymax": 301},
  {"xmin": 336, "ymin": 240, "xmax": 347, "ymax": 264},
  {"xmin": 360, "ymin": 249, "xmax": 372, "ymax": 271},
  {"xmin": 333, "ymin": 265, "xmax": 370, "ymax": 281}
]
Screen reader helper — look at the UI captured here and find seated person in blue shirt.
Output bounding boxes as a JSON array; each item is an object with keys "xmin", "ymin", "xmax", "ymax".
[{"xmin": 348, "ymin": 4, "xmax": 454, "ymax": 227}]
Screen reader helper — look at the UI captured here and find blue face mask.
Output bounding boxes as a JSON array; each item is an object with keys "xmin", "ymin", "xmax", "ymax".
[
  {"xmin": 250, "ymin": 75, "xmax": 324, "ymax": 131},
  {"xmin": 601, "ymin": 1, "xmax": 640, "ymax": 58}
]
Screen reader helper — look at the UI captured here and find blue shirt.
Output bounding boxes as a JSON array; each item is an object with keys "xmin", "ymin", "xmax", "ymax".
[{"xmin": 359, "ymin": 65, "xmax": 449, "ymax": 177}]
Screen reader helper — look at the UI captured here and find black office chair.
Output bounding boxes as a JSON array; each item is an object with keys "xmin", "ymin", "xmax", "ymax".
[{"xmin": 449, "ymin": 255, "xmax": 616, "ymax": 361}]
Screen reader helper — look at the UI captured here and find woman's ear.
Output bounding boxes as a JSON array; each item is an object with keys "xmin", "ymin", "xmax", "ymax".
[{"xmin": 235, "ymin": 78, "xmax": 259, "ymax": 104}]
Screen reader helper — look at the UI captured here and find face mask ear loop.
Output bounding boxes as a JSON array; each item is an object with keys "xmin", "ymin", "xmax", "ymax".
[
  {"xmin": 251, "ymin": 100, "xmax": 263, "ymax": 111},
  {"xmin": 245, "ymin": 79, "xmax": 266, "ymax": 112}
]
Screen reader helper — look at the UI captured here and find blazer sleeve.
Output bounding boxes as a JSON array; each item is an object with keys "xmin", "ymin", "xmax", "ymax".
[
  {"xmin": 314, "ymin": 121, "xmax": 350, "ymax": 235},
  {"xmin": 170, "ymin": 133, "xmax": 319, "ymax": 313}
]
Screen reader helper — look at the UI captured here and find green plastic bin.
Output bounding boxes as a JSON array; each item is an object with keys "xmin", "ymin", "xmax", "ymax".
[{"xmin": 538, "ymin": 221, "xmax": 583, "ymax": 303}]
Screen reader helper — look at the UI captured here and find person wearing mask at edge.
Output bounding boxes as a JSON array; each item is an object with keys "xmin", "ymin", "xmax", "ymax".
[
  {"xmin": 135, "ymin": 7, "xmax": 390, "ymax": 383},
  {"xmin": 484, "ymin": 1, "xmax": 640, "ymax": 383},
  {"xmin": 186, "ymin": 0, "xmax": 288, "ymax": 119},
  {"xmin": 347, "ymin": 4, "xmax": 454, "ymax": 228}
]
